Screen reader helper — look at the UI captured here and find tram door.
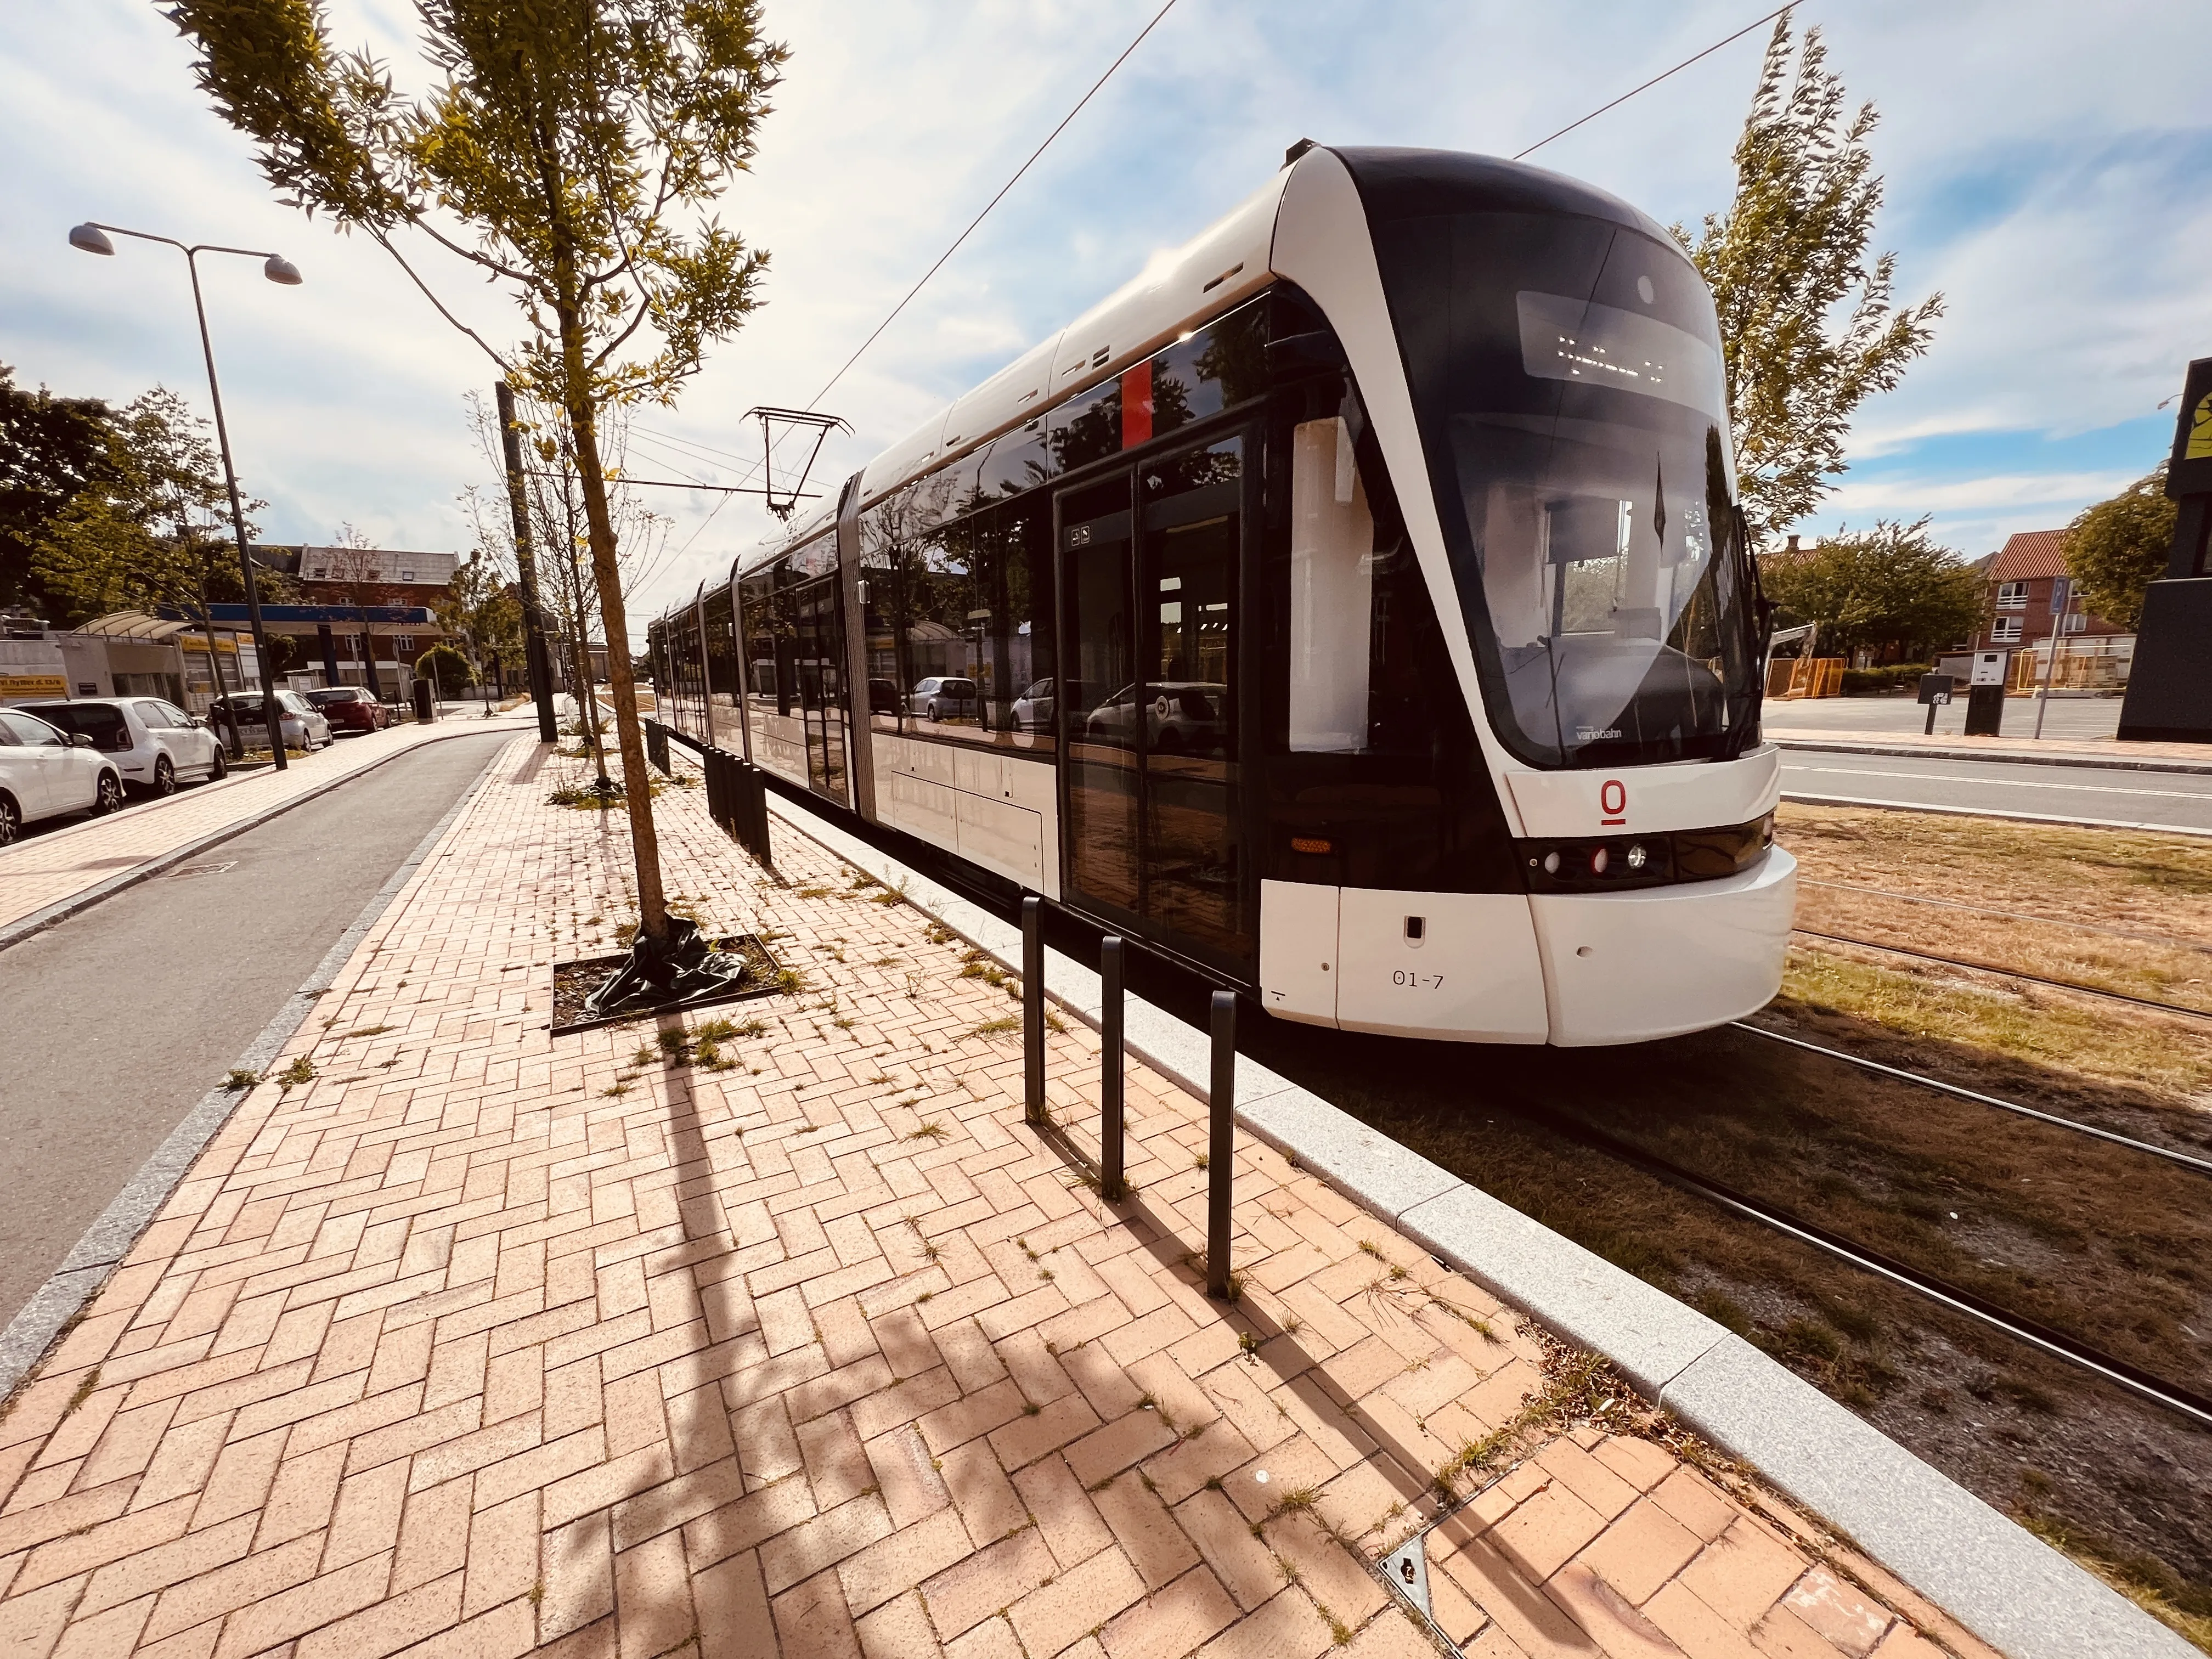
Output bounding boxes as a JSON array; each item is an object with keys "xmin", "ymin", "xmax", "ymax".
[
  {"xmin": 793, "ymin": 576, "xmax": 848, "ymax": 805},
  {"xmin": 1058, "ymin": 433, "xmax": 1250, "ymax": 970}
]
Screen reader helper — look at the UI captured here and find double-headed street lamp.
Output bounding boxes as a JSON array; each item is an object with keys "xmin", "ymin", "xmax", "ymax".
[{"xmin": 69, "ymin": 221, "xmax": 302, "ymax": 771}]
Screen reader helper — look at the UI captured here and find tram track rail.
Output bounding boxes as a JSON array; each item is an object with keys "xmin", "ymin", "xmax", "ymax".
[
  {"xmin": 1730, "ymin": 1019, "xmax": 2212, "ymax": 1177},
  {"xmin": 1788, "ymin": 927, "xmax": 2212, "ymax": 1023},
  {"xmin": 1498, "ymin": 1094, "xmax": 2212, "ymax": 1432}
]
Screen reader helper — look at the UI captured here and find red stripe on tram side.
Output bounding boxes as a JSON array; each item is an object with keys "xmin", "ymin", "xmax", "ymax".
[{"xmin": 1121, "ymin": 361, "xmax": 1153, "ymax": 450}]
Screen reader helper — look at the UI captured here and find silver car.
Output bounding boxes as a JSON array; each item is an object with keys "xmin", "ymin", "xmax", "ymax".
[
  {"xmin": 16, "ymin": 697, "xmax": 227, "ymax": 797},
  {"xmin": 905, "ymin": 676, "xmax": 980, "ymax": 722},
  {"xmin": 208, "ymin": 690, "xmax": 334, "ymax": 753}
]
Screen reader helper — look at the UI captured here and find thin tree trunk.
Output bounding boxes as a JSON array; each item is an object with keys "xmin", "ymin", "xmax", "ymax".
[
  {"xmin": 554, "ymin": 472, "xmax": 608, "ymax": 781},
  {"xmin": 556, "ymin": 343, "xmax": 665, "ymax": 943}
]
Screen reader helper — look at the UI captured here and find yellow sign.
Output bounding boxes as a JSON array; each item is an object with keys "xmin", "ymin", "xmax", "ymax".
[
  {"xmin": 0, "ymin": 675, "xmax": 69, "ymax": 698},
  {"xmin": 2190, "ymin": 390, "xmax": 2212, "ymax": 461}
]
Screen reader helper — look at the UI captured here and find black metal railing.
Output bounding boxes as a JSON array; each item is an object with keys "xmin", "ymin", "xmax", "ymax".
[
  {"xmin": 702, "ymin": 744, "xmax": 772, "ymax": 866},
  {"xmin": 1022, "ymin": 900, "xmax": 1238, "ymax": 1299}
]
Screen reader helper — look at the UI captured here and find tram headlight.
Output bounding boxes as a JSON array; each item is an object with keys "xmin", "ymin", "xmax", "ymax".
[
  {"xmin": 1590, "ymin": 847, "xmax": 1609, "ymax": 875},
  {"xmin": 1542, "ymin": 851, "xmax": 1561, "ymax": 876},
  {"xmin": 1625, "ymin": 843, "xmax": 1647, "ymax": 871}
]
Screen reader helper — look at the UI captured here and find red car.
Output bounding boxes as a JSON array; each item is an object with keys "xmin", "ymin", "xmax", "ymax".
[{"xmin": 301, "ymin": 686, "xmax": 392, "ymax": 734}]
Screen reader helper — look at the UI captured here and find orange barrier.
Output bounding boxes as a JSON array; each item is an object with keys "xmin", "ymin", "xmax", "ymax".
[{"xmin": 1766, "ymin": 657, "xmax": 1846, "ymax": 699}]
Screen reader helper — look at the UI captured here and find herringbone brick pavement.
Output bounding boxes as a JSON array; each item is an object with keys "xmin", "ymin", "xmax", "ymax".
[{"xmin": 0, "ymin": 736, "xmax": 1980, "ymax": 1659}]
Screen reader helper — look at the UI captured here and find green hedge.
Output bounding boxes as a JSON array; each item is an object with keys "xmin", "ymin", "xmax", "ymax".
[{"xmin": 1839, "ymin": 663, "xmax": 1933, "ymax": 696}]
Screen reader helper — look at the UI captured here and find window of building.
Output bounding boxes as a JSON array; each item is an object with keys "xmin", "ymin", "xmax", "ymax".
[
  {"xmin": 1991, "ymin": 616, "xmax": 2023, "ymax": 642},
  {"xmin": 2061, "ymin": 611, "xmax": 2086, "ymax": 634},
  {"xmin": 1995, "ymin": 581, "xmax": 2028, "ymax": 609},
  {"xmin": 394, "ymin": 634, "xmax": 415, "ymax": 654}
]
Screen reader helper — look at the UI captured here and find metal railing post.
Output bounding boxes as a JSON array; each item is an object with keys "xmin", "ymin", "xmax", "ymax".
[
  {"xmin": 1022, "ymin": 897, "xmax": 1046, "ymax": 1126},
  {"xmin": 748, "ymin": 764, "xmax": 771, "ymax": 864},
  {"xmin": 1207, "ymin": 990, "xmax": 1236, "ymax": 1299},
  {"xmin": 1101, "ymin": 936, "xmax": 1125, "ymax": 1200}
]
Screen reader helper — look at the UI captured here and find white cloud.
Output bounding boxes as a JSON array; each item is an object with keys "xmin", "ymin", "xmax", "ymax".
[{"xmin": 1822, "ymin": 470, "xmax": 2137, "ymax": 518}]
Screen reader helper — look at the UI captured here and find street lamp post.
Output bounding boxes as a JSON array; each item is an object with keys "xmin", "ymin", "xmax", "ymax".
[{"xmin": 70, "ymin": 221, "xmax": 301, "ymax": 772}]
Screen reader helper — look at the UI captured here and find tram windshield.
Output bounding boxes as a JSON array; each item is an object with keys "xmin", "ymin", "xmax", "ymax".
[{"xmin": 1373, "ymin": 205, "xmax": 1760, "ymax": 769}]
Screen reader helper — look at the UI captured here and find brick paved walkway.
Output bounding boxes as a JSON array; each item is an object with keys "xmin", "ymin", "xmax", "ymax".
[
  {"xmin": 0, "ymin": 736, "xmax": 1989, "ymax": 1658},
  {"xmin": 0, "ymin": 710, "xmax": 536, "ymax": 936}
]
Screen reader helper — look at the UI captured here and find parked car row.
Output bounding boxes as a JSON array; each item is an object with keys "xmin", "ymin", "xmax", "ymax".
[
  {"xmin": 874, "ymin": 676, "xmax": 1059, "ymax": 732},
  {"xmin": 0, "ymin": 685, "xmax": 368, "ymax": 846}
]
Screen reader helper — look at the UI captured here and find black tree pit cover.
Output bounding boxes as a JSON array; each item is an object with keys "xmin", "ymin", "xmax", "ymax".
[{"xmin": 583, "ymin": 917, "xmax": 751, "ymax": 1021}]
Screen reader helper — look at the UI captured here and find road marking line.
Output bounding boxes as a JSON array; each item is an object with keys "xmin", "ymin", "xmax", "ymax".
[{"xmin": 1780, "ymin": 764, "xmax": 2212, "ymax": 802}]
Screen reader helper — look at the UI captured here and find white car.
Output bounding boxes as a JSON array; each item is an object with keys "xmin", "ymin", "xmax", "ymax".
[
  {"xmin": 0, "ymin": 707, "xmax": 125, "ymax": 844},
  {"xmin": 15, "ymin": 697, "xmax": 227, "ymax": 798},
  {"xmin": 208, "ymin": 690, "xmax": 334, "ymax": 753}
]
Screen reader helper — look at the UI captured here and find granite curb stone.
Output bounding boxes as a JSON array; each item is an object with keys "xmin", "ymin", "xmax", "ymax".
[{"xmin": 1662, "ymin": 1335, "xmax": 2197, "ymax": 1659}]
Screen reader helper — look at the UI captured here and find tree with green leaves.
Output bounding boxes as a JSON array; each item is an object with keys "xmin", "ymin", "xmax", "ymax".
[
  {"xmin": 1679, "ymin": 19, "xmax": 1943, "ymax": 542},
  {"xmin": 167, "ymin": 0, "xmax": 786, "ymax": 951},
  {"xmin": 2062, "ymin": 466, "xmax": 2176, "ymax": 631},
  {"xmin": 1, "ymin": 363, "xmax": 117, "ymax": 616},
  {"xmin": 31, "ymin": 389, "xmax": 270, "ymax": 709},
  {"xmin": 433, "ymin": 547, "xmax": 523, "ymax": 693},
  {"xmin": 1758, "ymin": 517, "xmax": 1984, "ymax": 660},
  {"xmin": 414, "ymin": 642, "xmax": 475, "ymax": 701}
]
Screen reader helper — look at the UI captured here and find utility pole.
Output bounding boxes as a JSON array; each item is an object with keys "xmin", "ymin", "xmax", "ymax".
[{"xmin": 496, "ymin": 380, "xmax": 560, "ymax": 744}]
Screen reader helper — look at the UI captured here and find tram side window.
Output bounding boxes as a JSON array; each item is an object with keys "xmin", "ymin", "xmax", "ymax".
[
  {"xmin": 980, "ymin": 417, "xmax": 1053, "ymax": 498},
  {"xmin": 1147, "ymin": 304, "xmax": 1268, "ymax": 439},
  {"xmin": 739, "ymin": 570, "xmax": 787, "ymax": 716},
  {"xmin": 861, "ymin": 486, "xmax": 949, "ymax": 732},
  {"xmin": 862, "ymin": 487, "xmax": 1054, "ymax": 751},
  {"xmin": 1051, "ymin": 376, "xmax": 1121, "ymax": 473},
  {"xmin": 704, "ymin": 589, "xmax": 737, "ymax": 708}
]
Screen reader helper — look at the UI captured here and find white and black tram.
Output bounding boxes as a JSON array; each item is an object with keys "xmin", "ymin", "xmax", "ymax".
[{"xmin": 649, "ymin": 144, "xmax": 1796, "ymax": 1046}]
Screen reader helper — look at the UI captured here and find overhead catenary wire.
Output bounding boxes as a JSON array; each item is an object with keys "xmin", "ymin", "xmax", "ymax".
[
  {"xmin": 1512, "ymin": 3, "xmax": 1797, "ymax": 160},
  {"xmin": 806, "ymin": 0, "xmax": 1184, "ymax": 410}
]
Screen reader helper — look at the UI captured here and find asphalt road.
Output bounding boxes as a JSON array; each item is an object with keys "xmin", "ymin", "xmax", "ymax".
[
  {"xmin": 1780, "ymin": 749, "xmax": 2212, "ymax": 833},
  {"xmin": 0, "ymin": 730, "xmax": 511, "ymax": 1331}
]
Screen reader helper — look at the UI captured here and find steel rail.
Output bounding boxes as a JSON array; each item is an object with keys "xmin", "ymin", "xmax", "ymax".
[
  {"xmin": 1789, "ymin": 929, "xmax": 2212, "ymax": 1022},
  {"xmin": 1510, "ymin": 1101, "xmax": 2212, "ymax": 1431},
  {"xmin": 1730, "ymin": 1021, "xmax": 2212, "ymax": 1177}
]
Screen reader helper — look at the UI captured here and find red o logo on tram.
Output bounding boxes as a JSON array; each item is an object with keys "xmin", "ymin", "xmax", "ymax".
[{"xmin": 1600, "ymin": 779, "xmax": 1627, "ymax": 825}]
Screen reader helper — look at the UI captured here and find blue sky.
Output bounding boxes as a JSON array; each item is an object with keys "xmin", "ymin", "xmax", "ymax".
[{"xmin": 3, "ymin": 1, "xmax": 2207, "ymax": 637}]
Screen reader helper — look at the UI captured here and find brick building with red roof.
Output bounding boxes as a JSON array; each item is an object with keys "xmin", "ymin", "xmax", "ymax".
[{"xmin": 1974, "ymin": 528, "xmax": 2123, "ymax": 651}]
